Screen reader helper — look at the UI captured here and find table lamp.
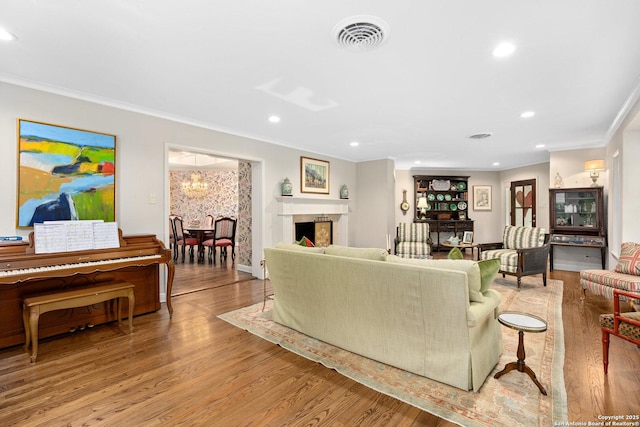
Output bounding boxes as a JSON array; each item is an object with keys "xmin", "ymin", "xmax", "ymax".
[
  {"xmin": 584, "ymin": 160, "xmax": 605, "ymax": 187},
  {"xmin": 417, "ymin": 197, "xmax": 428, "ymax": 220}
]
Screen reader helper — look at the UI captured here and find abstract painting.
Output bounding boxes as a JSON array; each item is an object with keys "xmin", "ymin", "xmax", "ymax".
[{"xmin": 17, "ymin": 119, "xmax": 116, "ymax": 228}]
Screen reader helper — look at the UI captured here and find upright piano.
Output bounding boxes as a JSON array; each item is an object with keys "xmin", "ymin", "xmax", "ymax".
[{"xmin": 0, "ymin": 231, "xmax": 174, "ymax": 349}]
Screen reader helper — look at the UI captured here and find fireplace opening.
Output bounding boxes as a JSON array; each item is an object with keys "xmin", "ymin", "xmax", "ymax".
[{"xmin": 295, "ymin": 219, "xmax": 333, "ymax": 247}]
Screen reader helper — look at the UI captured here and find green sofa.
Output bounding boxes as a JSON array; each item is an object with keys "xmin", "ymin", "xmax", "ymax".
[{"xmin": 264, "ymin": 243, "xmax": 503, "ymax": 392}]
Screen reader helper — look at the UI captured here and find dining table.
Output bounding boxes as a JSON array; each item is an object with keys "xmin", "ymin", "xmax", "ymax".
[{"xmin": 185, "ymin": 226, "xmax": 215, "ymax": 263}]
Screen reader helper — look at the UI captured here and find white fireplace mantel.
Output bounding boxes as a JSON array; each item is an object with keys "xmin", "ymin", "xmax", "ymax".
[{"xmin": 275, "ymin": 196, "xmax": 349, "ymax": 245}]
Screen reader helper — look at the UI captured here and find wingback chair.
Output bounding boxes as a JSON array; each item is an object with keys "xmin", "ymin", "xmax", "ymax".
[
  {"xmin": 394, "ymin": 222, "xmax": 431, "ymax": 258},
  {"xmin": 478, "ymin": 225, "xmax": 550, "ymax": 289},
  {"xmin": 600, "ymin": 289, "xmax": 640, "ymax": 374}
]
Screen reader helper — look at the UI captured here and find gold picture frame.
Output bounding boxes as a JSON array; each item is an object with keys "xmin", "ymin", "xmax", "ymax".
[{"xmin": 300, "ymin": 156, "xmax": 329, "ymax": 194}]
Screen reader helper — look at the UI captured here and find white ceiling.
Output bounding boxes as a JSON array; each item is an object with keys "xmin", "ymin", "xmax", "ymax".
[{"xmin": 2, "ymin": 1, "xmax": 640, "ymax": 171}]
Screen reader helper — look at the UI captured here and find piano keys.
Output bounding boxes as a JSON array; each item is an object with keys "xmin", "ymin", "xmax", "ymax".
[{"xmin": 0, "ymin": 231, "xmax": 174, "ymax": 350}]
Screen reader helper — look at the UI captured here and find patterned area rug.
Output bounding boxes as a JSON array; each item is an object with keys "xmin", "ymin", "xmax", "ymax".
[{"xmin": 218, "ymin": 276, "xmax": 568, "ymax": 426}]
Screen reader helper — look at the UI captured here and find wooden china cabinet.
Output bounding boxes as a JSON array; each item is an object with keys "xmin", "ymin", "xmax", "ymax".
[
  {"xmin": 548, "ymin": 187, "xmax": 606, "ymax": 270},
  {"xmin": 413, "ymin": 175, "xmax": 474, "ymax": 251}
]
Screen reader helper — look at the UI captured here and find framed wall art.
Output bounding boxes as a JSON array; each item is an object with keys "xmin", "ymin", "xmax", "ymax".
[
  {"xmin": 17, "ymin": 119, "xmax": 116, "ymax": 228},
  {"xmin": 463, "ymin": 231, "xmax": 474, "ymax": 244},
  {"xmin": 300, "ymin": 156, "xmax": 329, "ymax": 194},
  {"xmin": 473, "ymin": 185, "xmax": 492, "ymax": 211}
]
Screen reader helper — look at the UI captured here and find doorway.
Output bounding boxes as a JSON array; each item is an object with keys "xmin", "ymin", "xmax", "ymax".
[{"xmin": 510, "ymin": 179, "xmax": 537, "ymax": 227}]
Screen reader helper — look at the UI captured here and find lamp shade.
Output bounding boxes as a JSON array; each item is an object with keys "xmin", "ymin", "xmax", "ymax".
[
  {"xmin": 417, "ymin": 197, "xmax": 428, "ymax": 208},
  {"xmin": 584, "ymin": 159, "xmax": 605, "ymax": 171}
]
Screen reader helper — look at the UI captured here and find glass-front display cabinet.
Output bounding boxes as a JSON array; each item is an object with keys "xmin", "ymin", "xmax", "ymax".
[{"xmin": 548, "ymin": 187, "xmax": 606, "ymax": 270}]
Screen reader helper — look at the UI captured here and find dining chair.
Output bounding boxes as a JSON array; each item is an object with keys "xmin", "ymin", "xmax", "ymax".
[
  {"xmin": 169, "ymin": 215, "xmax": 178, "ymax": 261},
  {"xmin": 173, "ymin": 216, "xmax": 198, "ymax": 263},
  {"xmin": 207, "ymin": 216, "xmax": 237, "ymax": 264}
]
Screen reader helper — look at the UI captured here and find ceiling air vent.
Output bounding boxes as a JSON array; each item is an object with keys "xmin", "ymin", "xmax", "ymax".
[
  {"xmin": 469, "ymin": 133, "xmax": 493, "ymax": 140},
  {"xmin": 333, "ymin": 16, "xmax": 389, "ymax": 51}
]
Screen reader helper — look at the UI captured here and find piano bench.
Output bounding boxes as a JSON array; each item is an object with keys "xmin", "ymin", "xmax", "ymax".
[{"xmin": 22, "ymin": 281, "xmax": 135, "ymax": 363}]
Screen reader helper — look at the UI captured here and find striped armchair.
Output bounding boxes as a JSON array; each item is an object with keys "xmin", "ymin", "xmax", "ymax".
[
  {"xmin": 479, "ymin": 225, "xmax": 550, "ymax": 289},
  {"xmin": 394, "ymin": 223, "xmax": 431, "ymax": 258}
]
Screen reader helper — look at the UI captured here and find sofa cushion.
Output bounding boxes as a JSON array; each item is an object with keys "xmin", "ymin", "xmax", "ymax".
[
  {"xmin": 478, "ymin": 258, "xmax": 501, "ymax": 294},
  {"xmin": 615, "ymin": 242, "xmax": 640, "ymax": 276},
  {"xmin": 480, "ymin": 248, "xmax": 518, "ymax": 274},
  {"xmin": 325, "ymin": 245, "xmax": 388, "ymax": 261},
  {"xmin": 275, "ymin": 242, "xmax": 326, "ymax": 253},
  {"xmin": 447, "ymin": 247, "xmax": 464, "ymax": 260},
  {"xmin": 386, "ymin": 256, "xmax": 484, "ymax": 302},
  {"xmin": 502, "ymin": 225, "xmax": 546, "ymax": 250},
  {"xmin": 580, "ymin": 269, "xmax": 640, "ymax": 299}
]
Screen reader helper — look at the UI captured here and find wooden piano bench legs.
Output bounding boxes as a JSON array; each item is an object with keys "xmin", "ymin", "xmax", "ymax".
[{"xmin": 22, "ymin": 281, "xmax": 135, "ymax": 363}]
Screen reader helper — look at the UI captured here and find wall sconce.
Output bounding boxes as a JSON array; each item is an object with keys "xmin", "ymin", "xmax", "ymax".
[
  {"xmin": 584, "ymin": 159, "xmax": 605, "ymax": 187},
  {"xmin": 417, "ymin": 197, "xmax": 428, "ymax": 220},
  {"xmin": 182, "ymin": 172, "xmax": 209, "ymax": 197}
]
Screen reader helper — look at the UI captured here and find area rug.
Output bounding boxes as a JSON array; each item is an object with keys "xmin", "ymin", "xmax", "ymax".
[{"xmin": 218, "ymin": 277, "xmax": 568, "ymax": 426}]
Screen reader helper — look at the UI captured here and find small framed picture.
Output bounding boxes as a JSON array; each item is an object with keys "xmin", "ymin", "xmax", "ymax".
[
  {"xmin": 463, "ymin": 231, "xmax": 474, "ymax": 244},
  {"xmin": 473, "ymin": 185, "xmax": 492, "ymax": 211},
  {"xmin": 301, "ymin": 156, "xmax": 330, "ymax": 194}
]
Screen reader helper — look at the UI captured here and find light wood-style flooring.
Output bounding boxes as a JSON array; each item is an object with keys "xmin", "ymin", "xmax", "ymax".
[{"xmin": 0, "ymin": 256, "xmax": 639, "ymax": 426}]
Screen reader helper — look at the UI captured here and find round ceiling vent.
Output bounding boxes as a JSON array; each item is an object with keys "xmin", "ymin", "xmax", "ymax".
[{"xmin": 332, "ymin": 16, "xmax": 389, "ymax": 51}]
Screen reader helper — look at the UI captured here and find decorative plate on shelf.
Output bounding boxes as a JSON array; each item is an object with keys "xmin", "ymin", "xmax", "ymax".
[
  {"xmin": 458, "ymin": 201, "xmax": 467, "ymax": 210},
  {"xmin": 444, "ymin": 194, "xmax": 452, "ymax": 201},
  {"xmin": 425, "ymin": 203, "xmax": 431, "ymax": 210},
  {"xmin": 457, "ymin": 182, "xmax": 466, "ymax": 191},
  {"xmin": 427, "ymin": 193, "xmax": 435, "ymax": 201},
  {"xmin": 451, "ymin": 184, "xmax": 457, "ymax": 191},
  {"xmin": 436, "ymin": 194, "xmax": 445, "ymax": 201},
  {"xmin": 432, "ymin": 179, "xmax": 450, "ymax": 191},
  {"xmin": 450, "ymin": 203, "xmax": 458, "ymax": 211}
]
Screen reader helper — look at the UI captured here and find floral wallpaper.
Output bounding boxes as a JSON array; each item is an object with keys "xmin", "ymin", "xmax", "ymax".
[
  {"xmin": 237, "ymin": 161, "xmax": 252, "ymax": 266},
  {"xmin": 170, "ymin": 166, "xmax": 252, "ymax": 267}
]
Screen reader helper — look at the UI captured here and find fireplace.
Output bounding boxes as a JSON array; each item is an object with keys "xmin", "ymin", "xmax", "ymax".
[
  {"xmin": 294, "ymin": 219, "xmax": 333, "ymax": 247},
  {"xmin": 275, "ymin": 197, "xmax": 349, "ymax": 246}
]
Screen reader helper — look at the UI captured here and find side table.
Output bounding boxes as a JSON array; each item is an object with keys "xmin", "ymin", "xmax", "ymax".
[
  {"xmin": 440, "ymin": 242, "xmax": 480, "ymax": 260},
  {"xmin": 494, "ymin": 311, "xmax": 548, "ymax": 395}
]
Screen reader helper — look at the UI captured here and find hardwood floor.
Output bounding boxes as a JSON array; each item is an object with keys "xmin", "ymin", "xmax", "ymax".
[{"xmin": 0, "ymin": 257, "xmax": 638, "ymax": 426}]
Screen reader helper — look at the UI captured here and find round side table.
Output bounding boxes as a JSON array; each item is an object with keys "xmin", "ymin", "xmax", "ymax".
[{"xmin": 494, "ymin": 311, "xmax": 548, "ymax": 395}]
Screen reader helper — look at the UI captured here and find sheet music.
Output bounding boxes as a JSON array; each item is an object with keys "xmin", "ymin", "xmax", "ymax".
[
  {"xmin": 34, "ymin": 223, "xmax": 68, "ymax": 254},
  {"xmin": 93, "ymin": 222, "xmax": 120, "ymax": 249},
  {"xmin": 34, "ymin": 220, "xmax": 120, "ymax": 254}
]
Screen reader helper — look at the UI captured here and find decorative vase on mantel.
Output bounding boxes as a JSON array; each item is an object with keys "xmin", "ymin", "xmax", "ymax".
[
  {"xmin": 281, "ymin": 177, "xmax": 293, "ymax": 196},
  {"xmin": 340, "ymin": 184, "xmax": 349, "ymax": 199}
]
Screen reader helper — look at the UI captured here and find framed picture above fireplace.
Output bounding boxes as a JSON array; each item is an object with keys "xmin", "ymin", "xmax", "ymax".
[{"xmin": 301, "ymin": 156, "xmax": 329, "ymax": 194}]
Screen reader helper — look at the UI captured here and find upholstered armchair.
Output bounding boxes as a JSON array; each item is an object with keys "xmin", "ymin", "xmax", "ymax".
[
  {"xmin": 478, "ymin": 225, "xmax": 550, "ymax": 289},
  {"xmin": 581, "ymin": 242, "xmax": 640, "ymax": 302},
  {"xmin": 600, "ymin": 289, "xmax": 640, "ymax": 374},
  {"xmin": 394, "ymin": 222, "xmax": 431, "ymax": 258}
]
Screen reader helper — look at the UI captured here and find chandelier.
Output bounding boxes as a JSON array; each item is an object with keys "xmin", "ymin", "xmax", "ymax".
[{"xmin": 182, "ymin": 172, "xmax": 209, "ymax": 197}]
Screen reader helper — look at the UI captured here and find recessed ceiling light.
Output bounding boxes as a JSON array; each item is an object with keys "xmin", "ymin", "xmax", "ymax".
[
  {"xmin": 414, "ymin": 160, "xmax": 421, "ymax": 165},
  {"xmin": 520, "ymin": 111, "xmax": 535, "ymax": 118},
  {"xmin": 536, "ymin": 144, "xmax": 545, "ymax": 149},
  {"xmin": 0, "ymin": 27, "xmax": 16, "ymax": 41},
  {"xmin": 492, "ymin": 162, "xmax": 500, "ymax": 166},
  {"xmin": 493, "ymin": 42, "xmax": 516, "ymax": 58},
  {"xmin": 268, "ymin": 115, "xmax": 280, "ymax": 123},
  {"xmin": 350, "ymin": 141, "xmax": 359, "ymax": 147}
]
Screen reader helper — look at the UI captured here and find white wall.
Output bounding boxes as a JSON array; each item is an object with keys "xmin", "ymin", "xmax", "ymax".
[{"xmin": 0, "ymin": 81, "xmax": 358, "ymax": 286}]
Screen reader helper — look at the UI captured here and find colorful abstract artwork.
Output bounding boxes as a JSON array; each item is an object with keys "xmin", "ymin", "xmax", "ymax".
[
  {"xmin": 300, "ymin": 156, "xmax": 329, "ymax": 194},
  {"xmin": 17, "ymin": 119, "xmax": 116, "ymax": 228}
]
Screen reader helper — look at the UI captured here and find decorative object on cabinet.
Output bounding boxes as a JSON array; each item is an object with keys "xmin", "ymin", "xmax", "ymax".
[
  {"xmin": 300, "ymin": 156, "xmax": 329, "ymax": 194},
  {"xmin": 548, "ymin": 187, "xmax": 606, "ymax": 270},
  {"xmin": 413, "ymin": 175, "xmax": 473, "ymax": 251},
  {"xmin": 473, "ymin": 185, "xmax": 492, "ymax": 211},
  {"xmin": 281, "ymin": 177, "xmax": 293, "ymax": 196},
  {"xmin": 339, "ymin": 184, "xmax": 349, "ymax": 199},
  {"xmin": 584, "ymin": 160, "xmax": 605, "ymax": 187},
  {"xmin": 400, "ymin": 189, "xmax": 410, "ymax": 214},
  {"xmin": 553, "ymin": 172, "xmax": 564, "ymax": 188},
  {"xmin": 17, "ymin": 119, "xmax": 116, "ymax": 228}
]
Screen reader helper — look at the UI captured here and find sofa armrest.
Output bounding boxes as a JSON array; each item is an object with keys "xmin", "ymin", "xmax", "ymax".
[{"xmin": 517, "ymin": 243, "xmax": 550, "ymax": 275}]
